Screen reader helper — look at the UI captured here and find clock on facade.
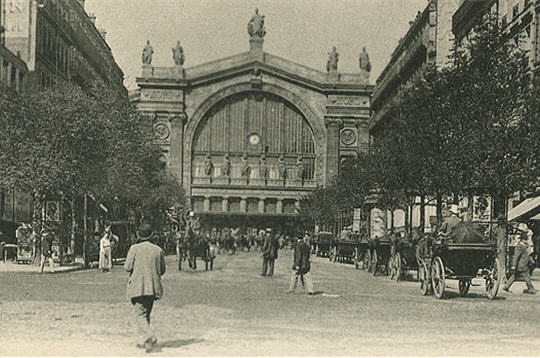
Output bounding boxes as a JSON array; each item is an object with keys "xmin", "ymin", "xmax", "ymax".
[{"xmin": 249, "ymin": 133, "xmax": 260, "ymax": 145}]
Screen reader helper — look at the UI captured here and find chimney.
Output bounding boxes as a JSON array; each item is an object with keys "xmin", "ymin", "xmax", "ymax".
[
  {"xmin": 99, "ymin": 28, "xmax": 107, "ymax": 40},
  {"xmin": 88, "ymin": 13, "xmax": 96, "ymax": 25}
]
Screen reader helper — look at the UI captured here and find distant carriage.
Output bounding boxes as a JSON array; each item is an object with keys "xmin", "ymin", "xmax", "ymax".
[
  {"xmin": 389, "ymin": 232, "xmax": 420, "ymax": 281},
  {"xmin": 182, "ymin": 225, "xmax": 214, "ymax": 271},
  {"xmin": 313, "ymin": 231, "xmax": 335, "ymax": 258},
  {"xmin": 366, "ymin": 236, "xmax": 392, "ymax": 276}
]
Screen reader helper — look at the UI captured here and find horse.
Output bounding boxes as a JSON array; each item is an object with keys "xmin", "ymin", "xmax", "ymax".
[{"xmin": 185, "ymin": 226, "xmax": 213, "ymax": 271}]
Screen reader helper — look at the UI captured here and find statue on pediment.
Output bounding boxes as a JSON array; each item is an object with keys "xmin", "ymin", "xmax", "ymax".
[
  {"xmin": 327, "ymin": 46, "xmax": 339, "ymax": 73},
  {"xmin": 241, "ymin": 153, "xmax": 251, "ymax": 178},
  {"xmin": 172, "ymin": 41, "xmax": 185, "ymax": 66},
  {"xmin": 296, "ymin": 155, "xmax": 305, "ymax": 180},
  {"xmin": 359, "ymin": 47, "xmax": 372, "ymax": 72},
  {"xmin": 142, "ymin": 40, "xmax": 153, "ymax": 65},
  {"xmin": 247, "ymin": 8, "xmax": 266, "ymax": 38}
]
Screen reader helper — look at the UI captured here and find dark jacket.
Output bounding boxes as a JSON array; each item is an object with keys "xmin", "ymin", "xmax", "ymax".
[
  {"xmin": 293, "ymin": 239, "xmax": 311, "ymax": 274},
  {"xmin": 125, "ymin": 241, "xmax": 166, "ymax": 300},
  {"xmin": 511, "ymin": 241, "xmax": 531, "ymax": 273},
  {"xmin": 262, "ymin": 234, "xmax": 279, "ymax": 259}
]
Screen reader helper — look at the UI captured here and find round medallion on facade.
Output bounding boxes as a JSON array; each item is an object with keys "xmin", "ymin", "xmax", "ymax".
[
  {"xmin": 340, "ymin": 128, "xmax": 356, "ymax": 146},
  {"xmin": 248, "ymin": 133, "xmax": 260, "ymax": 145},
  {"xmin": 154, "ymin": 123, "xmax": 170, "ymax": 140}
]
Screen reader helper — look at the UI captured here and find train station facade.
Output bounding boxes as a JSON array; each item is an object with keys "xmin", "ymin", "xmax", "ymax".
[{"xmin": 132, "ymin": 21, "xmax": 373, "ymax": 231}]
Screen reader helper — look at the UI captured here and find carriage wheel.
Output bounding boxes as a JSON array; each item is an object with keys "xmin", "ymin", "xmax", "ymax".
[
  {"xmin": 431, "ymin": 257, "xmax": 445, "ymax": 299},
  {"xmin": 486, "ymin": 257, "xmax": 501, "ymax": 300},
  {"xmin": 394, "ymin": 252, "xmax": 402, "ymax": 281},
  {"xmin": 419, "ymin": 261, "xmax": 430, "ymax": 296},
  {"xmin": 372, "ymin": 250, "xmax": 379, "ymax": 276},
  {"xmin": 458, "ymin": 280, "xmax": 471, "ymax": 296}
]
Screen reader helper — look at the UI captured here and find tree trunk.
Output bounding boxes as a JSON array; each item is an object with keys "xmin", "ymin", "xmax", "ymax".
[
  {"xmin": 496, "ymin": 216, "xmax": 507, "ymax": 287},
  {"xmin": 436, "ymin": 192, "xmax": 443, "ymax": 225},
  {"xmin": 70, "ymin": 194, "xmax": 76, "ymax": 256},
  {"xmin": 31, "ymin": 192, "xmax": 42, "ymax": 266},
  {"xmin": 83, "ymin": 194, "xmax": 88, "ymax": 268},
  {"xmin": 404, "ymin": 204, "xmax": 409, "ymax": 233},
  {"xmin": 419, "ymin": 194, "xmax": 425, "ymax": 233},
  {"xmin": 467, "ymin": 193, "xmax": 474, "ymax": 221}
]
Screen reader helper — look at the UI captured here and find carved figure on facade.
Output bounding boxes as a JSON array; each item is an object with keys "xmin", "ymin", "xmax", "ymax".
[
  {"xmin": 518, "ymin": 30, "xmax": 533, "ymax": 53},
  {"xmin": 277, "ymin": 154, "xmax": 287, "ymax": 179},
  {"xmin": 259, "ymin": 154, "xmax": 268, "ymax": 180},
  {"xmin": 296, "ymin": 155, "xmax": 305, "ymax": 180},
  {"xmin": 247, "ymin": 8, "xmax": 266, "ymax": 38},
  {"xmin": 359, "ymin": 47, "xmax": 372, "ymax": 72},
  {"xmin": 222, "ymin": 153, "xmax": 231, "ymax": 177},
  {"xmin": 204, "ymin": 153, "xmax": 214, "ymax": 176},
  {"xmin": 241, "ymin": 152, "xmax": 251, "ymax": 178},
  {"xmin": 172, "ymin": 41, "xmax": 185, "ymax": 66},
  {"xmin": 326, "ymin": 46, "xmax": 339, "ymax": 73},
  {"xmin": 142, "ymin": 40, "xmax": 153, "ymax": 65}
]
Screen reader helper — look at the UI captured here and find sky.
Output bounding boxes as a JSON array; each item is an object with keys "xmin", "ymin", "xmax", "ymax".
[{"xmin": 84, "ymin": 0, "xmax": 428, "ymax": 90}]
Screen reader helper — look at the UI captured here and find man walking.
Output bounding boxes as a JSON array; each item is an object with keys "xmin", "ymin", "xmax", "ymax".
[
  {"xmin": 125, "ymin": 223, "xmax": 166, "ymax": 352},
  {"xmin": 99, "ymin": 225, "xmax": 113, "ymax": 272},
  {"xmin": 503, "ymin": 231, "xmax": 537, "ymax": 294},
  {"xmin": 39, "ymin": 228, "xmax": 55, "ymax": 273},
  {"xmin": 288, "ymin": 235, "xmax": 314, "ymax": 295},
  {"xmin": 261, "ymin": 228, "xmax": 278, "ymax": 276}
]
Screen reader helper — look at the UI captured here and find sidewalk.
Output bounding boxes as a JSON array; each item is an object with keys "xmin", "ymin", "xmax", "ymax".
[{"xmin": 0, "ymin": 257, "xmax": 85, "ymax": 273}]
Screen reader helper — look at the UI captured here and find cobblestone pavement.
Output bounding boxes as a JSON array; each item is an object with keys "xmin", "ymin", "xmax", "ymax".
[{"xmin": 0, "ymin": 249, "xmax": 539, "ymax": 356}]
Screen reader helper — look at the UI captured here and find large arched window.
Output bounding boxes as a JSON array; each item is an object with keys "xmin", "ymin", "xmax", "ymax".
[{"xmin": 192, "ymin": 91, "xmax": 316, "ymax": 181}]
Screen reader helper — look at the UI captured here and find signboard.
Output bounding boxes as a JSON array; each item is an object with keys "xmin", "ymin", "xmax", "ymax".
[
  {"xmin": 352, "ymin": 208, "xmax": 361, "ymax": 232},
  {"xmin": 4, "ymin": 0, "xmax": 29, "ymax": 38},
  {"xmin": 370, "ymin": 208, "xmax": 386, "ymax": 239}
]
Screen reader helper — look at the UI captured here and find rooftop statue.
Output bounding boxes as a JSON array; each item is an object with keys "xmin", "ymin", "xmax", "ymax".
[
  {"xmin": 142, "ymin": 40, "xmax": 153, "ymax": 65},
  {"xmin": 247, "ymin": 8, "xmax": 266, "ymax": 38},
  {"xmin": 326, "ymin": 46, "xmax": 339, "ymax": 73},
  {"xmin": 359, "ymin": 47, "xmax": 372, "ymax": 72},
  {"xmin": 172, "ymin": 41, "xmax": 185, "ymax": 66}
]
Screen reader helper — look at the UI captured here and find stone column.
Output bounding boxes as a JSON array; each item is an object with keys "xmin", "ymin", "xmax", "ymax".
[
  {"xmin": 355, "ymin": 119, "xmax": 370, "ymax": 154},
  {"xmin": 276, "ymin": 199, "xmax": 283, "ymax": 214},
  {"xmin": 221, "ymin": 197, "xmax": 229, "ymax": 213},
  {"xmin": 169, "ymin": 112, "xmax": 187, "ymax": 185},
  {"xmin": 258, "ymin": 198, "xmax": 265, "ymax": 214},
  {"xmin": 325, "ymin": 117, "xmax": 342, "ymax": 184},
  {"xmin": 203, "ymin": 196, "xmax": 211, "ymax": 212},
  {"xmin": 240, "ymin": 197, "xmax": 247, "ymax": 212}
]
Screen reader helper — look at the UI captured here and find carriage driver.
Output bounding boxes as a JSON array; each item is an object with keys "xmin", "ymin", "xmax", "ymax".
[{"xmin": 439, "ymin": 204, "xmax": 461, "ymax": 238}]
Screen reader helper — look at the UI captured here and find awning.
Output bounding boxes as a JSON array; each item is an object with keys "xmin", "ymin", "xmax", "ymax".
[{"xmin": 507, "ymin": 196, "xmax": 540, "ymax": 222}]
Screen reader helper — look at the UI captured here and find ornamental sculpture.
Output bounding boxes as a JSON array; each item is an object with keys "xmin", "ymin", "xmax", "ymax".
[
  {"xmin": 172, "ymin": 41, "xmax": 185, "ymax": 66},
  {"xmin": 222, "ymin": 153, "xmax": 231, "ymax": 177},
  {"xmin": 259, "ymin": 154, "xmax": 268, "ymax": 180},
  {"xmin": 204, "ymin": 153, "xmax": 214, "ymax": 176},
  {"xmin": 142, "ymin": 40, "xmax": 153, "ymax": 65},
  {"xmin": 247, "ymin": 8, "xmax": 266, "ymax": 38},
  {"xmin": 241, "ymin": 153, "xmax": 251, "ymax": 177},
  {"xmin": 359, "ymin": 47, "xmax": 371, "ymax": 72},
  {"xmin": 296, "ymin": 155, "xmax": 305, "ymax": 180},
  {"xmin": 326, "ymin": 46, "xmax": 339, "ymax": 73},
  {"xmin": 277, "ymin": 154, "xmax": 286, "ymax": 179}
]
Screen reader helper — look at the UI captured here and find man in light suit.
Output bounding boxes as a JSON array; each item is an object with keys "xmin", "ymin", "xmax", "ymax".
[{"xmin": 125, "ymin": 223, "xmax": 166, "ymax": 352}]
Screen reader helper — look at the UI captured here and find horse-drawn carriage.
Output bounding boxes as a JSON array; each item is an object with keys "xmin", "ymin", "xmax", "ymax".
[
  {"xmin": 389, "ymin": 232, "xmax": 419, "ymax": 281},
  {"xmin": 174, "ymin": 215, "xmax": 214, "ymax": 271},
  {"xmin": 416, "ymin": 221, "xmax": 500, "ymax": 299},
  {"xmin": 312, "ymin": 231, "xmax": 335, "ymax": 258},
  {"xmin": 366, "ymin": 236, "xmax": 392, "ymax": 276}
]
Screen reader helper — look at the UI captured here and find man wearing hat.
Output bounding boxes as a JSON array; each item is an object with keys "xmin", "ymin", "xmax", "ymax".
[
  {"xmin": 124, "ymin": 223, "xmax": 166, "ymax": 352},
  {"xmin": 288, "ymin": 234, "xmax": 314, "ymax": 295},
  {"xmin": 440, "ymin": 204, "xmax": 461, "ymax": 238},
  {"xmin": 503, "ymin": 230, "xmax": 537, "ymax": 294},
  {"xmin": 261, "ymin": 228, "xmax": 279, "ymax": 276}
]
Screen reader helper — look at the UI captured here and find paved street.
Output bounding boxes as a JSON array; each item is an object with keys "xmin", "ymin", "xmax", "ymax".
[{"xmin": 1, "ymin": 249, "xmax": 539, "ymax": 356}]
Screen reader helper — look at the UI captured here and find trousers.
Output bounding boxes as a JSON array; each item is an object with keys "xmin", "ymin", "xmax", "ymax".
[
  {"xmin": 262, "ymin": 257, "xmax": 275, "ymax": 276},
  {"xmin": 131, "ymin": 296, "xmax": 156, "ymax": 345},
  {"xmin": 99, "ymin": 247, "xmax": 112, "ymax": 271},
  {"xmin": 289, "ymin": 270, "xmax": 314, "ymax": 294},
  {"xmin": 505, "ymin": 270, "xmax": 535, "ymax": 290}
]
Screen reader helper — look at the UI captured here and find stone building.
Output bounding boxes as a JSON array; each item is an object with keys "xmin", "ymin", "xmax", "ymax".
[
  {"xmin": 2, "ymin": 0, "xmax": 125, "ymax": 93},
  {"xmin": 368, "ymin": 0, "xmax": 461, "ymax": 234},
  {"xmin": 132, "ymin": 11, "xmax": 373, "ymax": 231}
]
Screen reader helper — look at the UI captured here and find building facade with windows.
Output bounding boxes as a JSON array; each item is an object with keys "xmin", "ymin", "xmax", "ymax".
[
  {"xmin": 2, "ymin": 0, "xmax": 125, "ymax": 93},
  {"xmin": 132, "ymin": 21, "xmax": 373, "ymax": 231}
]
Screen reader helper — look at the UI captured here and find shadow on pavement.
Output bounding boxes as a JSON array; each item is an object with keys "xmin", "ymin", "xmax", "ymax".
[
  {"xmin": 151, "ymin": 338, "xmax": 204, "ymax": 352},
  {"xmin": 443, "ymin": 290, "xmax": 506, "ymax": 300}
]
